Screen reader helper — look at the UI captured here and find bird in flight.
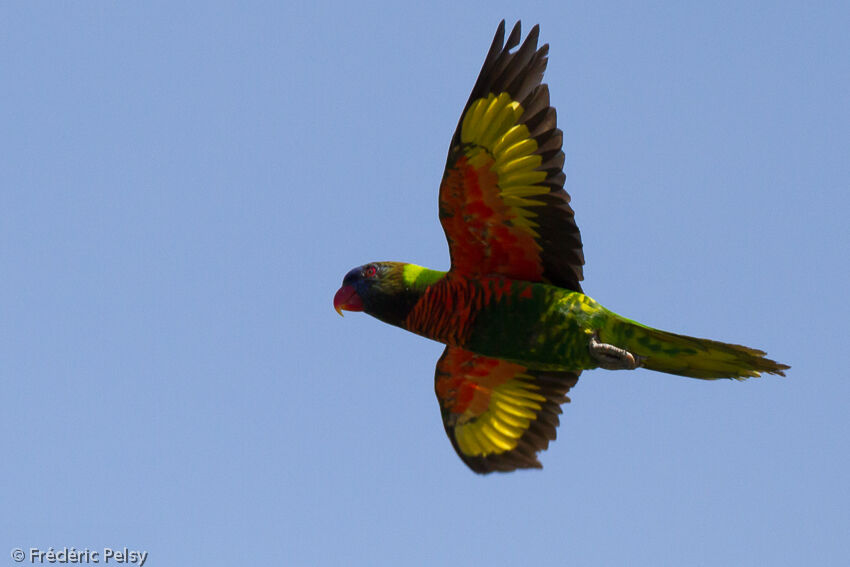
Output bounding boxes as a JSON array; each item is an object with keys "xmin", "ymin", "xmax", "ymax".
[{"xmin": 333, "ymin": 21, "xmax": 789, "ymax": 473}]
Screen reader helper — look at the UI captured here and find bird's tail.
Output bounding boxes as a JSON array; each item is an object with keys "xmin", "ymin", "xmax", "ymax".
[{"xmin": 607, "ymin": 316, "xmax": 789, "ymax": 380}]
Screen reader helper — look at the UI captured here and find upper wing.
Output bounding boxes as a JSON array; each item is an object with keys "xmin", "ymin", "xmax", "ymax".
[
  {"xmin": 434, "ymin": 346, "xmax": 579, "ymax": 473},
  {"xmin": 439, "ymin": 21, "xmax": 584, "ymax": 292}
]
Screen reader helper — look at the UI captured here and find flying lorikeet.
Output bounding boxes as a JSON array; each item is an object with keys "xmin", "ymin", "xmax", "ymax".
[{"xmin": 333, "ymin": 21, "xmax": 789, "ymax": 474}]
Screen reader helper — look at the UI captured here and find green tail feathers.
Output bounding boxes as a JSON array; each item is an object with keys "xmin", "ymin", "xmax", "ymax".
[{"xmin": 608, "ymin": 316, "xmax": 789, "ymax": 380}]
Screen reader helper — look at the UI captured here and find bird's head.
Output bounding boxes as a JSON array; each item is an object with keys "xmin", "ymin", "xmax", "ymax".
[{"xmin": 333, "ymin": 262, "xmax": 423, "ymax": 327}]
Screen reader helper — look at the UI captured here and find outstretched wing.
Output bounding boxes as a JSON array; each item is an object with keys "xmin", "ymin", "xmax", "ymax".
[
  {"xmin": 434, "ymin": 346, "xmax": 579, "ymax": 473},
  {"xmin": 439, "ymin": 21, "xmax": 584, "ymax": 292}
]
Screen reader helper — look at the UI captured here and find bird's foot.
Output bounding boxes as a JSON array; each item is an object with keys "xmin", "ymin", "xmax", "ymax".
[{"xmin": 589, "ymin": 332, "xmax": 645, "ymax": 370}]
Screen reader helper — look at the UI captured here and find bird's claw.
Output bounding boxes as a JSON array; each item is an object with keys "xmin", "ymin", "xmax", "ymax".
[{"xmin": 589, "ymin": 332, "xmax": 645, "ymax": 370}]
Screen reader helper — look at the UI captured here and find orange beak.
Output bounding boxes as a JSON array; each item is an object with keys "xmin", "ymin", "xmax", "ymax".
[{"xmin": 333, "ymin": 284, "xmax": 363, "ymax": 316}]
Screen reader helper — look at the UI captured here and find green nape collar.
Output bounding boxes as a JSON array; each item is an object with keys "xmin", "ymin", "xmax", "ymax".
[{"xmin": 402, "ymin": 264, "xmax": 446, "ymax": 288}]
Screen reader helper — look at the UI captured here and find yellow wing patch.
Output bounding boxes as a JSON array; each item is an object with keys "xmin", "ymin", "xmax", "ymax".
[
  {"xmin": 453, "ymin": 375, "xmax": 546, "ymax": 457},
  {"xmin": 460, "ymin": 93, "xmax": 550, "ymax": 235},
  {"xmin": 434, "ymin": 346, "xmax": 579, "ymax": 473}
]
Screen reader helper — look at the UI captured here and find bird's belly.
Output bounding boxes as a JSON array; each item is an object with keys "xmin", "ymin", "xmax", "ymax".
[
  {"xmin": 463, "ymin": 286, "xmax": 605, "ymax": 371},
  {"xmin": 404, "ymin": 275, "xmax": 606, "ymax": 371}
]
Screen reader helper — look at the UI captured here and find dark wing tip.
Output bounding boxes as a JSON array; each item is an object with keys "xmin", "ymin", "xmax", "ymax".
[
  {"xmin": 486, "ymin": 20, "xmax": 507, "ymax": 62},
  {"xmin": 506, "ymin": 21, "xmax": 522, "ymax": 51}
]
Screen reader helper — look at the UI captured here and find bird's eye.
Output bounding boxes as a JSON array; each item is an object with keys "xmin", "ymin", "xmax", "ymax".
[{"xmin": 364, "ymin": 265, "xmax": 378, "ymax": 278}]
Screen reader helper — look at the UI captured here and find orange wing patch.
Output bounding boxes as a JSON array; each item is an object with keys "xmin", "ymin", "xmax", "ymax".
[
  {"xmin": 439, "ymin": 22, "xmax": 584, "ymax": 291},
  {"xmin": 434, "ymin": 346, "xmax": 579, "ymax": 473},
  {"xmin": 441, "ymin": 94, "xmax": 548, "ymax": 281}
]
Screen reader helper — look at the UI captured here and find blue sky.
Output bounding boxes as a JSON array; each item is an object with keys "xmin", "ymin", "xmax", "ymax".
[{"xmin": 2, "ymin": 2, "xmax": 848, "ymax": 565}]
